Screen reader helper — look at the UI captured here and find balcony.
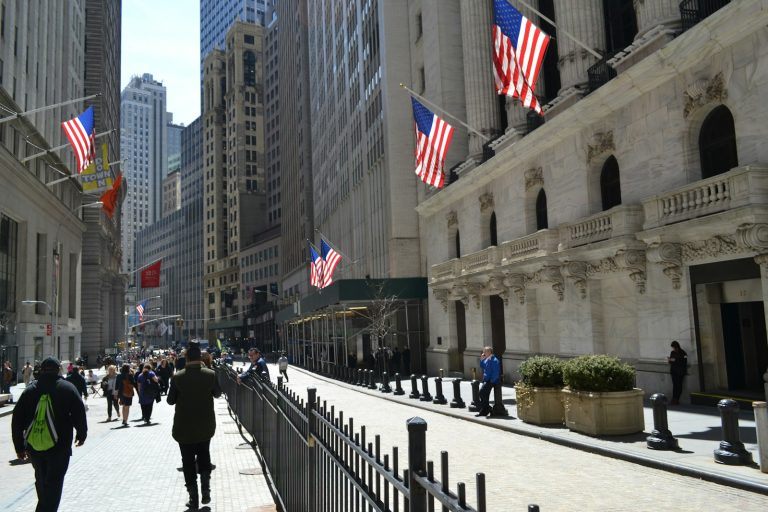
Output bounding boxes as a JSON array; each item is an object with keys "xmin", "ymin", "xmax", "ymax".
[
  {"xmin": 680, "ymin": 0, "xmax": 731, "ymax": 32},
  {"xmin": 560, "ymin": 205, "xmax": 644, "ymax": 249},
  {"xmin": 587, "ymin": 55, "xmax": 617, "ymax": 93},
  {"xmin": 642, "ymin": 165, "xmax": 768, "ymax": 230},
  {"xmin": 461, "ymin": 246, "xmax": 501, "ymax": 275},
  {"xmin": 500, "ymin": 229, "xmax": 559, "ymax": 265},
  {"xmin": 430, "ymin": 258, "xmax": 462, "ymax": 284}
]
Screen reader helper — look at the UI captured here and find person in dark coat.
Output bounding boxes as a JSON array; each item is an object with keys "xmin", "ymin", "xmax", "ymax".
[
  {"xmin": 668, "ymin": 340, "xmax": 688, "ymax": 405},
  {"xmin": 65, "ymin": 365, "xmax": 87, "ymax": 400},
  {"xmin": 155, "ymin": 358, "xmax": 173, "ymax": 395},
  {"xmin": 237, "ymin": 347, "xmax": 270, "ymax": 384},
  {"xmin": 167, "ymin": 344, "xmax": 222, "ymax": 510},
  {"xmin": 11, "ymin": 357, "xmax": 87, "ymax": 512}
]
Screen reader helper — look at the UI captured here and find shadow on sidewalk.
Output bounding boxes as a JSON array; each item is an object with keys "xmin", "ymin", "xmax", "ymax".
[{"xmin": 674, "ymin": 425, "xmax": 757, "ymax": 444}]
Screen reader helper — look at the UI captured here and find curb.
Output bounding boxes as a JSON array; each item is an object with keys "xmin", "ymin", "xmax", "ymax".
[{"xmin": 290, "ymin": 367, "xmax": 768, "ymax": 496}]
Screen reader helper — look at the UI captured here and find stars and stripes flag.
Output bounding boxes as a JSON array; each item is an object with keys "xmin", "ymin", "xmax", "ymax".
[
  {"xmin": 411, "ymin": 97, "xmax": 454, "ymax": 188},
  {"xmin": 309, "ymin": 244, "xmax": 324, "ymax": 288},
  {"xmin": 492, "ymin": 0, "xmax": 550, "ymax": 115},
  {"xmin": 136, "ymin": 300, "xmax": 148, "ymax": 322},
  {"xmin": 61, "ymin": 106, "xmax": 96, "ymax": 173},
  {"xmin": 320, "ymin": 239, "xmax": 342, "ymax": 288}
]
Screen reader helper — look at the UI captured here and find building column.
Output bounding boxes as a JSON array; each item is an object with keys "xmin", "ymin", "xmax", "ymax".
[
  {"xmin": 460, "ymin": 0, "xmax": 502, "ymax": 160},
  {"xmin": 426, "ymin": 293, "xmax": 459, "ymax": 374},
  {"xmin": 462, "ymin": 295, "xmax": 492, "ymax": 376},
  {"xmin": 634, "ymin": 0, "xmax": 681, "ymax": 37},
  {"xmin": 552, "ymin": 0, "xmax": 606, "ymax": 93}
]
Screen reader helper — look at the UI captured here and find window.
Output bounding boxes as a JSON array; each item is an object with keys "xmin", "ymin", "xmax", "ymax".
[
  {"xmin": 489, "ymin": 212, "xmax": 498, "ymax": 246},
  {"xmin": 243, "ymin": 50, "xmax": 256, "ymax": 87},
  {"xmin": 600, "ymin": 156, "xmax": 621, "ymax": 211},
  {"xmin": 0, "ymin": 214, "xmax": 18, "ymax": 314},
  {"xmin": 68, "ymin": 253, "xmax": 77, "ymax": 318},
  {"xmin": 536, "ymin": 190, "xmax": 548, "ymax": 230},
  {"xmin": 455, "ymin": 231, "xmax": 461, "ymax": 259},
  {"xmin": 699, "ymin": 105, "xmax": 738, "ymax": 179}
]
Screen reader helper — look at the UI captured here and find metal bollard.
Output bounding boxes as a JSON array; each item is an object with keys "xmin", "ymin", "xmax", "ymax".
[
  {"xmin": 409, "ymin": 374, "xmax": 421, "ymax": 399},
  {"xmin": 528, "ymin": 506, "xmax": 540, "ymax": 512},
  {"xmin": 433, "ymin": 377, "xmax": 448, "ymax": 405},
  {"xmin": 355, "ymin": 369, "xmax": 362, "ymax": 386},
  {"xmin": 753, "ymin": 401, "xmax": 768, "ymax": 473},
  {"xmin": 368, "ymin": 370, "xmax": 378, "ymax": 389},
  {"xmin": 363, "ymin": 369, "xmax": 370, "ymax": 388},
  {"xmin": 393, "ymin": 373, "xmax": 405, "ymax": 395},
  {"xmin": 714, "ymin": 399, "xmax": 753, "ymax": 465},
  {"xmin": 491, "ymin": 383, "xmax": 508, "ymax": 417},
  {"xmin": 439, "ymin": 368, "xmax": 445, "ymax": 378},
  {"xmin": 468, "ymin": 380, "xmax": 481, "ymax": 412},
  {"xmin": 381, "ymin": 372, "xmax": 392, "ymax": 393},
  {"xmin": 419, "ymin": 375, "xmax": 433, "ymax": 402},
  {"xmin": 450, "ymin": 378, "xmax": 466, "ymax": 408},
  {"xmin": 471, "ymin": 367, "xmax": 477, "ymax": 381},
  {"xmin": 646, "ymin": 393, "xmax": 678, "ymax": 450}
]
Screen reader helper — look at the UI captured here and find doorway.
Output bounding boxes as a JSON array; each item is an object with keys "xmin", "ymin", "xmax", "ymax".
[
  {"xmin": 455, "ymin": 300, "xmax": 466, "ymax": 373},
  {"xmin": 720, "ymin": 302, "xmax": 768, "ymax": 392},
  {"xmin": 489, "ymin": 295, "xmax": 506, "ymax": 375}
]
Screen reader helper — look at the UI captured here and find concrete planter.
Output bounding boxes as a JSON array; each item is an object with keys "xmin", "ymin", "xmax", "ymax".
[
  {"xmin": 562, "ymin": 388, "xmax": 645, "ymax": 436},
  {"xmin": 515, "ymin": 385, "xmax": 564, "ymax": 425}
]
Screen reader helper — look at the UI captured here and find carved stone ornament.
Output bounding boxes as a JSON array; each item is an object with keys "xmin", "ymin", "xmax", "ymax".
[
  {"xmin": 503, "ymin": 273, "xmax": 528, "ymax": 304},
  {"xmin": 524, "ymin": 167, "xmax": 543, "ymax": 190},
  {"xmin": 683, "ymin": 72, "xmax": 727, "ymax": 118},
  {"xmin": 562, "ymin": 261, "xmax": 588, "ymax": 299},
  {"xmin": 432, "ymin": 288, "xmax": 449, "ymax": 312},
  {"xmin": 647, "ymin": 243, "xmax": 683, "ymax": 290},
  {"xmin": 681, "ymin": 235, "xmax": 740, "ymax": 261},
  {"xmin": 465, "ymin": 282, "xmax": 484, "ymax": 309},
  {"xmin": 542, "ymin": 265, "xmax": 564, "ymax": 301},
  {"xmin": 586, "ymin": 131, "xmax": 615, "ymax": 164},
  {"xmin": 736, "ymin": 223, "xmax": 768, "ymax": 252},
  {"xmin": 614, "ymin": 249, "xmax": 647, "ymax": 294},
  {"xmin": 479, "ymin": 192, "xmax": 494, "ymax": 213},
  {"xmin": 754, "ymin": 254, "xmax": 768, "ymax": 272},
  {"xmin": 446, "ymin": 210, "xmax": 458, "ymax": 229}
]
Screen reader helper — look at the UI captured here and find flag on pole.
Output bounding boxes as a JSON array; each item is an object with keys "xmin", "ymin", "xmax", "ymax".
[
  {"xmin": 99, "ymin": 172, "xmax": 123, "ymax": 218},
  {"xmin": 158, "ymin": 321, "xmax": 168, "ymax": 336},
  {"xmin": 410, "ymin": 97, "xmax": 454, "ymax": 188},
  {"xmin": 61, "ymin": 106, "xmax": 96, "ymax": 173},
  {"xmin": 140, "ymin": 260, "xmax": 161, "ymax": 288},
  {"xmin": 309, "ymin": 243, "xmax": 324, "ymax": 288},
  {"xmin": 81, "ymin": 143, "xmax": 113, "ymax": 193},
  {"xmin": 136, "ymin": 300, "xmax": 148, "ymax": 322},
  {"xmin": 492, "ymin": 0, "xmax": 550, "ymax": 115},
  {"xmin": 320, "ymin": 239, "xmax": 342, "ymax": 288}
]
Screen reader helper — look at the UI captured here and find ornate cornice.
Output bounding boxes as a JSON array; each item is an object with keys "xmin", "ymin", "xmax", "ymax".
[
  {"xmin": 647, "ymin": 242, "xmax": 682, "ymax": 290},
  {"xmin": 432, "ymin": 288, "xmax": 449, "ymax": 312},
  {"xmin": 524, "ymin": 167, "xmax": 543, "ymax": 190},
  {"xmin": 683, "ymin": 72, "xmax": 727, "ymax": 118},
  {"xmin": 681, "ymin": 235, "xmax": 740, "ymax": 261},
  {"xmin": 561, "ymin": 261, "xmax": 588, "ymax": 299},
  {"xmin": 479, "ymin": 192, "xmax": 494, "ymax": 212},
  {"xmin": 541, "ymin": 265, "xmax": 564, "ymax": 301},
  {"xmin": 446, "ymin": 210, "xmax": 458, "ymax": 229},
  {"xmin": 736, "ymin": 223, "xmax": 768, "ymax": 252},
  {"xmin": 587, "ymin": 250, "xmax": 646, "ymax": 294},
  {"xmin": 503, "ymin": 272, "xmax": 528, "ymax": 305},
  {"xmin": 586, "ymin": 131, "xmax": 615, "ymax": 164}
]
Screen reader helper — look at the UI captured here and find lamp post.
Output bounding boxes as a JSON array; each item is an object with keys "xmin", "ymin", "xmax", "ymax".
[
  {"xmin": 21, "ymin": 300, "xmax": 55, "ymax": 358},
  {"xmin": 175, "ymin": 317, "xmax": 184, "ymax": 347}
]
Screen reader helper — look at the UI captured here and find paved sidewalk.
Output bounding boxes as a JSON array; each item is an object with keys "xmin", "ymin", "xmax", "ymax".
[{"xmin": 0, "ymin": 380, "xmax": 277, "ymax": 512}]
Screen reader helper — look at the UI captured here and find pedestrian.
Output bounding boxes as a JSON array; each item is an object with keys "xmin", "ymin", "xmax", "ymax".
[
  {"xmin": 201, "ymin": 351, "xmax": 213, "ymax": 369},
  {"xmin": 277, "ymin": 352, "xmax": 289, "ymax": 382},
  {"xmin": 11, "ymin": 357, "xmax": 87, "ymax": 511},
  {"xmin": 22, "ymin": 361, "xmax": 33, "ymax": 386},
  {"xmin": 156, "ymin": 358, "xmax": 173, "ymax": 395},
  {"xmin": 237, "ymin": 347, "xmax": 270, "ymax": 384},
  {"xmin": 167, "ymin": 343, "xmax": 222, "ymax": 510},
  {"xmin": 115, "ymin": 364, "xmax": 137, "ymax": 427},
  {"xmin": 136, "ymin": 364, "xmax": 160, "ymax": 424},
  {"xmin": 475, "ymin": 346, "xmax": 501, "ymax": 417},
  {"xmin": 65, "ymin": 365, "xmax": 88, "ymax": 400},
  {"xmin": 96, "ymin": 354, "xmax": 102, "ymax": 368},
  {"xmin": 176, "ymin": 349, "xmax": 187, "ymax": 372},
  {"xmin": 668, "ymin": 340, "xmax": 688, "ymax": 405},
  {"xmin": 102, "ymin": 365, "xmax": 119, "ymax": 422},
  {"xmin": 2, "ymin": 360, "xmax": 14, "ymax": 402}
]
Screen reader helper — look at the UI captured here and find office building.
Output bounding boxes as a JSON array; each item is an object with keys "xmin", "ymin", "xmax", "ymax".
[{"xmin": 200, "ymin": 0, "xmax": 266, "ymax": 82}]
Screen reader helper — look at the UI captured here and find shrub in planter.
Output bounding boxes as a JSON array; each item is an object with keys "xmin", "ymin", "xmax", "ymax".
[
  {"xmin": 562, "ymin": 354, "xmax": 635, "ymax": 392},
  {"xmin": 515, "ymin": 356, "xmax": 565, "ymax": 425}
]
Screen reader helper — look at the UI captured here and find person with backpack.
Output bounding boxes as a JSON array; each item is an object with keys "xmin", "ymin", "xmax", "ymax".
[
  {"xmin": 11, "ymin": 357, "xmax": 87, "ymax": 511},
  {"xmin": 115, "ymin": 364, "xmax": 137, "ymax": 427},
  {"xmin": 136, "ymin": 364, "xmax": 160, "ymax": 424}
]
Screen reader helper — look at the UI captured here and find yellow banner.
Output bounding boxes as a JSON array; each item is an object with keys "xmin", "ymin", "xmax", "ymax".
[{"xmin": 80, "ymin": 144, "xmax": 112, "ymax": 193}]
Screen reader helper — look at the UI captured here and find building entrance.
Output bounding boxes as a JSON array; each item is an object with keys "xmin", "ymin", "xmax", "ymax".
[
  {"xmin": 455, "ymin": 300, "xmax": 466, "ymax": 373},
  {"xmin": 489, "ymin": 295, "xmax": 506, "ymax": 375},
  {"xmin": 720, "ymin": 301, "xmax": 768, "ymax": 393}
]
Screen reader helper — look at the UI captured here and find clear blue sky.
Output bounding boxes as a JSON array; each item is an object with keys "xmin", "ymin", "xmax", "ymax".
[{"xmin": 121, "ymin": 0, "xmax": 200, "ymax": 126}]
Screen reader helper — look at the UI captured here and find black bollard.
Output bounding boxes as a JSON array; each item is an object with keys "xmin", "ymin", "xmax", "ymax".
[
  {"xmin": 450, "ymin": 379, "xmax": 466, "ymax": 408},
  {"xmin": 646, "ymin": 393, "xmax": 678, "ymax": 450},
  {"xmin": 409, "ymin": 374, "xmax": 421, "ymax": 399},
  {"xmin": 393, "ymin": 373, "xmax": 405, "ymax": 395},
  {"xmin": 381, "ymin": 372, "xmax": 392, "ymax": 393},
  {"xmin": 363, "ymin": 369, "xmax": 370, "ymax": 388},
  {"xmin": 355, "ymin": 369, "xmax": 362, "ymax": 386},
  {"xmin": 368, "ymin": 370, "xmax": 378, "ymax": 390},
  {"xmin": 490, "ymin": 383, "xmax": 508, "ymax": 417},
  {"xmin": 419, "ymin": 375, "xmax": 433, "ymax": 402},
  {"xmin": 468, "ymin": 380, "xmax": 481, "ymax": 412},
  {"xmin": 433, "ymin": 377, "xmax": 448, "ymax": 405},
  {"xmin": 714, "ymin": 399, "xmax": 754, "ymax": 465}
]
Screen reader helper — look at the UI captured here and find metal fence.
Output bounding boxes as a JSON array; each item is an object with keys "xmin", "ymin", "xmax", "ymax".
[{"xmin": 217, "ymin": 366, "xmax": 491, "ymax": 512}]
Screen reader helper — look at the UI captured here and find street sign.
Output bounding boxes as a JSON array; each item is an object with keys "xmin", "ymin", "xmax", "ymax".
[{"xmin": 46, "ymin": 324, "xmax": 52, "ymax": 336}]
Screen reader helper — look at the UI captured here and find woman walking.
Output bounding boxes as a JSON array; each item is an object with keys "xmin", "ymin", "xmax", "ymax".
[
  {"xmin": 102, "ymin": 365, "xmax": 119, "ymax": 421},
  {"xmin": 115, "ymin": 364, "xmax": 137, "ymax": 426},
  {"xmin": 137, "ymin": 364, "xmax": 160, "ymax": 424},
  {"xmin": 156, "ymin": 358, "xmax": 173, "ymax": 395}
]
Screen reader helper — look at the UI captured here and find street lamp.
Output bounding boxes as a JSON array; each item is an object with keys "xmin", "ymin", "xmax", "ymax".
[{"xmin": 21, "ymin": 300, "xmax": 55, "ymax": 358}]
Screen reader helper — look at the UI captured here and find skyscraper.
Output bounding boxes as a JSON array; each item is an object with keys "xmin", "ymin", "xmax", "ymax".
[{"xmin": 199, "ymin": 0, "xmax": 266, "ymax": 81}]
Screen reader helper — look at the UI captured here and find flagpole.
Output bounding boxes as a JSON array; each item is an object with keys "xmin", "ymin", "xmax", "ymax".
[
  {"xmin": 399, "ymin": 83, "xmax": 491, "ymax": 142},
  {"xmin": 126, "ymin": 257, "xmax": 163, "ymax": 276},
  {"xmin": 314, "ymin": 229, "xmax": 356, "ymax": 262},
  {"xmin": 44, "ymin": 159, "xmax": 125, "ymax": 187},
  {"xmin": 0, "ymin": 93, "xmax": 102, "ymax": 125},
  {"xmin": 513, "ymin": 0, "xmax": 603, "ymax": 61},
  {"xmin": 21, "ymin": 129, "xmax": 114, "ymax": 163}
]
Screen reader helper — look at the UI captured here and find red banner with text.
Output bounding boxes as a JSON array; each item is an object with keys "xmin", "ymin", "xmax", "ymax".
[{"xmin": 140, "ymin": 260, "xmax": 161, "ymax": 288}]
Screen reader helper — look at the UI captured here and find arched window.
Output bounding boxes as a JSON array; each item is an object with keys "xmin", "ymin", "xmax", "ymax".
[
  {"xmin": 243, "ymin": 50, "xmax": 257, "ymax": 86},
  {"xmin": 489, "ymin": 212, "xmax": 498, "ymax": 246},
  {"xmin": 455, "ymin": 231, "xmax": 461, "ymax": 259},
  {"xmin": 699, "ymin": 106, "xmax": 738, "ymax": 179},
  {"xmin": 600, "ymin": 156, "xmax": 622, "ymax": 211},
  {"xmin": 536, "ymin": 190, "xmax": 548, "ymax": 230}
]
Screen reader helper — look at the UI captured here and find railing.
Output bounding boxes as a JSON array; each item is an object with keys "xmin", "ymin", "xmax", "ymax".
[
  {"xmin": 499, "ymin": 229, "xmax": 559, "ymax": 264},
  {"xmin": 587, "ymin": 55, "xmax": 617, "ymax": 93},
  {"xmin": 461, "ymin": 246, "xmax": 500, "ymax": 274},
  {"xmin": 218, "ymin": 366, "xmax": 491, "ymax": 512},
  {"xmin": 642, "ymin": 165, "xmax": 768, "ymax": 229},
  {"xmin": 680, "ymin": 0, "xmax": 731, "ymax": 32},
  {"xmin": 431, "ymin": 258, "xmax": 462, "ymax": 283},
  {"xmin": 560, "ymin": 205, "xmax": 644, "ymax": 249}
]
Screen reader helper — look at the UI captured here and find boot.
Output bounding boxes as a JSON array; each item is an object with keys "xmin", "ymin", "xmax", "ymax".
[
  {"xmin": 200, "ymin": 472, "xmax": 211, "ymax": 505},
  {"xmin": 186, "ymin": 483, "xmax": 199, "ymax": 510}
]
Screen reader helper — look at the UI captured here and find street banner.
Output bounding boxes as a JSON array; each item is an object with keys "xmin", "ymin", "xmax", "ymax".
[
  {"xmin": 158, "ymin": 322, "xmax": 168, "ymax": 336},
  {"xmin": 80, "ymin": 144, "xmax": 112, "ymax": 193},
  {"xmin": 140, "ymin": 260, "xmax": 161, "ymax": 288}
]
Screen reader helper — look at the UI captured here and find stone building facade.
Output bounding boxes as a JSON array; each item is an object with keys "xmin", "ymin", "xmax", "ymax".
[{"xmin": 419, "ymin": 1, "xmax": 768, "ymax": 400}]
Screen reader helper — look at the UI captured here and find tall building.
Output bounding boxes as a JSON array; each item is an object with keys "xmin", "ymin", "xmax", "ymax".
[
  {"xmin": 203, "ymin": 21, "xmax": 267, "ymax": 340},
  {"xmin": 167, "ymin": 118, "xmax": 184, "ymax": 173},
  {"xmin": 162, "ymin": 170, "xmax": 181, "ymax": 217},
  {"xmin": 264, "ymin": 5, "xmax": 280, "ymax": 228},
  {"xmin": 119, "ymin": 73, "xmax": 168, "ymax": 278}
]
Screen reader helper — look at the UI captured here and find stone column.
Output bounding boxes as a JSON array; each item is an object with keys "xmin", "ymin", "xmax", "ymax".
[
  {"xmin": 738, "ymin": 224, "xmax": 768, "ymax": 400},
  {"xmin": 460, "ymin": 0, "xmax": 502, "ymax": 160},
  {"xmin": 552, "ymin": 0, "xmax": 606, "ymax": 93},
  {"xmin": 463, "ymin": 294, "xmax": 492, "ymax": 374},
  {"xmin": 634, "ymin": 0, "xmax": 681, "ymax": 38}
]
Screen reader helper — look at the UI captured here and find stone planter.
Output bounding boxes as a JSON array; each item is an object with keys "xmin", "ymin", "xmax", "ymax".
[
  {"xmin": 562, "ymin": 388, "xmax": 644, "ymax": 436},
  {"xmin": 515, "ymin": 385, "xmax": 564, "ymax": 425}
]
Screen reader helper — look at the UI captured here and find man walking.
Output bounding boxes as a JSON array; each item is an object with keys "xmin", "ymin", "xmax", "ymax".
[
  {"xmin": 476, "ymin": 346, "xmax": 501, "ymax": 417},
  {"xmin": 11, "ymin": 357, "xmax": 87, "ymax": 511},
  {"xmin": 167, "ymin": 344, "xmax": 222, "ymax": 510},
  {"xmin": 277, "ymin": 352, "xmax": 289, "ymax": 382}
]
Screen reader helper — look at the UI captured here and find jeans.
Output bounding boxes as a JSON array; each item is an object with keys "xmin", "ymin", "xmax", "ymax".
[
  {"xmin": 179, "ymin": 440, "xmax": 212, "ymax": 487},
  {"xmin": 140, "ymin": 402, "xmax": 154, "ymax": 422},
  {"xmin": 479, "ymin": 381, "xmax": 497, "ymax": 414},
  {"xmin": 671, "ymin": 372, "xmax": 685, "ymax": 402},
  {"xmin": 29, "ymin": 448, "xmax": 70, "ymax": 512},
  {"xmin": 106, "ymin": 395, "xmax": 119, "ymax": 418}
]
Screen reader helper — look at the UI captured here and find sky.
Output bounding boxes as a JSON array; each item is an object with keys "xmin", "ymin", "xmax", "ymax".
[{"xmin": 121, "ymin": 0, "xmax": 200, "ymax": 126}]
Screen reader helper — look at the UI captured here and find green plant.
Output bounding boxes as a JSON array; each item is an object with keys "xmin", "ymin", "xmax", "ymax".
[
  {"xmin": 562, "ymin": 355, "xmax": 635, "ymax": 392},
  {"xmin": 518, "ymin": 355, "xmax": 564, "ymax": 388}
]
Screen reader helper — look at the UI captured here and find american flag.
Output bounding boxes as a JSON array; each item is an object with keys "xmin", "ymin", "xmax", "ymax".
[
  {"xmin": 492, "ymin": 0, "xmax": 550, "ymax": 115},
  {"xmin": 136, "ymin": 300, "xmax": 148, "ymax": 322},
  {"xmin": 61, "ymin": 106, "xmax": 96, "ymax": 173},
  {"xmin": 320, "ymin": 239, "xmax": 342, "ymax": 288},
  {"xmin": 309, "ymin": 244, "xmax": 324, "ymax": 288},
  {"xmin": 411, "ymin": 97, "xmax": 454, "ymax": 188}
]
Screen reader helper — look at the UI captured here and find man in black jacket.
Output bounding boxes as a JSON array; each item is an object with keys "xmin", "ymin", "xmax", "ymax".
[{"xmin": 11, "ymin": 357, "xmax": 87, "ymax": 512}]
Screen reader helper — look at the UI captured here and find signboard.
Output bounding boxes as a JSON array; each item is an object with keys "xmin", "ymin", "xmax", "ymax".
[
  {"xmin": 80, "ymin": 144, "xmax": 113, "ymax": 193},
  {"xmin": 46, "ymin": 324, "xmax": 52, "ymax": 336}
]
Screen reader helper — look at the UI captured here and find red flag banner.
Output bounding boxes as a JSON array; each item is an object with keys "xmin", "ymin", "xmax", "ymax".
[
  {"xmin": 99, "ymin": 172, "xmax": 123, "ymax": 218},
  {"xmin": 140, "ymin": 260, "xmax": 161, "ymax": 288}
]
